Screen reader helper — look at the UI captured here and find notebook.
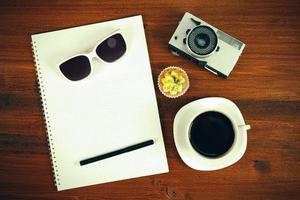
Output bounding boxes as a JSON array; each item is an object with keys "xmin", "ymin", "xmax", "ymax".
[{"xmin": 31, "ymin": 15, "xmax": 169, "ymax": 191}]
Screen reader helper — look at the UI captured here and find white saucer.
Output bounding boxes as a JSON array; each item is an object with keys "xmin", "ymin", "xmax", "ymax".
[{"xmin": 173, "ymin": 97, "xmax": 250, "ymax": 171}]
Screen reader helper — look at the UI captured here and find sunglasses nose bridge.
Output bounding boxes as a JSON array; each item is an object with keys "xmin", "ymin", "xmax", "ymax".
[{"xmin": 86, "ymin": 51, "xmax": 98, "ymax": 60}]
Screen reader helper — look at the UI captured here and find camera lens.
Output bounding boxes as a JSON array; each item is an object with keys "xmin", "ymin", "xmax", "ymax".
[
  {"xmin": 195, "ymin": 33, "xmax": 210, "ymax": 48},
  {"xmin": 187, "ymin": 26, "xmax": 218, "ymax": 56}
]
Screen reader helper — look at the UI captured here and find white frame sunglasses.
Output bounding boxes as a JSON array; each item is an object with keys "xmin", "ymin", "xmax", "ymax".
[{"xmin": 58, "ymin": 29, "xmax": 127, "ymax": 81}]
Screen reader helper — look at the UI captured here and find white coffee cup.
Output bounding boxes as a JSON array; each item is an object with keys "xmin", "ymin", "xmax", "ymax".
[{"xmin": 173, "ymin": 97, "xmax": 251, "ymax": 170}]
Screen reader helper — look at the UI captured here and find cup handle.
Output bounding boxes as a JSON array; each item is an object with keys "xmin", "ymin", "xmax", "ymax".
[{"xmin": 238, "ymin": 124, "xmax": 251, "ymax": 132}]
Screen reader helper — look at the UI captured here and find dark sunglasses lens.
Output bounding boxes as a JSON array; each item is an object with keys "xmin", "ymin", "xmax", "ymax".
[
  {"xmin": 59, "ymin": 56, "xmax": 91, "ymax": 81},
  {"xmin": 96, "ymin": 33, "xmax": 126, "ymax": 62}
]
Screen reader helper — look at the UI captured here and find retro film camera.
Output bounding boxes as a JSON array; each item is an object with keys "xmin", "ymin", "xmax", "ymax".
[{"xmin": 168, "ymin": 12, "xmax": 245, "ymax": 78}]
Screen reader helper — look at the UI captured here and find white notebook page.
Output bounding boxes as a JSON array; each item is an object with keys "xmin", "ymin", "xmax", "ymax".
[{"xmin": 32, "ymin": 15, "xmax": 169, "ymax": 191}]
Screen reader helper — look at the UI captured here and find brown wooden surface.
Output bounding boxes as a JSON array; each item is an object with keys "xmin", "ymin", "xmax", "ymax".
[{"xmin": 1, "ymin": 0, "xmax": 300, "ymax": 199}]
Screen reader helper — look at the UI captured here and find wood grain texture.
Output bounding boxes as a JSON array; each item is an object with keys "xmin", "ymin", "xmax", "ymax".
[{"xmin": 0, "ymin": 0, "xmax": 299, "ymax": 199}]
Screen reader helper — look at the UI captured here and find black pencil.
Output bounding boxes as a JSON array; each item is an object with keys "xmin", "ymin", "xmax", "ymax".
[{"xmin": 80, "ymin": 139, "xmax": 154, "ymax": 166}]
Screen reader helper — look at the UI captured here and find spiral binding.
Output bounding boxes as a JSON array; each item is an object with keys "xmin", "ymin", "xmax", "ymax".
[{"xmin": 31, "ymin": 40, "xmax": 60, "ymax": 188}]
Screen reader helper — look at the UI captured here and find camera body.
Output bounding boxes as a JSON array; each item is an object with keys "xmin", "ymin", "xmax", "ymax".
[{"xmin": 168, "ymin": 12, "xmax": 245, "ymax": 78}]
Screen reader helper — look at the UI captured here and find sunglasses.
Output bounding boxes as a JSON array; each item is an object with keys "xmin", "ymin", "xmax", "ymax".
[{"xmin": 59, "ymin": 30, "xmax": 127, "ymax": 81}]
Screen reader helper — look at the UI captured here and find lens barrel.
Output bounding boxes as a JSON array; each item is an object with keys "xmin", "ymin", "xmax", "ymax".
[{"xmin": 187, "ymin": 25, "xmax": 218, "ymax": 57}]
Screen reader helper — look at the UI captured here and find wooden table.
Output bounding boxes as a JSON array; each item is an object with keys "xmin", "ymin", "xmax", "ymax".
[{"xmin": 1, "ymin": 0, "xmax": 299, "ymax": 199}]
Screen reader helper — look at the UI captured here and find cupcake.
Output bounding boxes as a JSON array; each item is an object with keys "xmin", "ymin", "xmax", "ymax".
[{"xmin": 158, "ymin": 66, "xmax": 189, "ymax": 98}]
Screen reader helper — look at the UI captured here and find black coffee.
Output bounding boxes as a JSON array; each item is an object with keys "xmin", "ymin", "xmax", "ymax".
[{"xmin": 189, "ymin": 111, "xmax": 235, "ymax": 158}]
